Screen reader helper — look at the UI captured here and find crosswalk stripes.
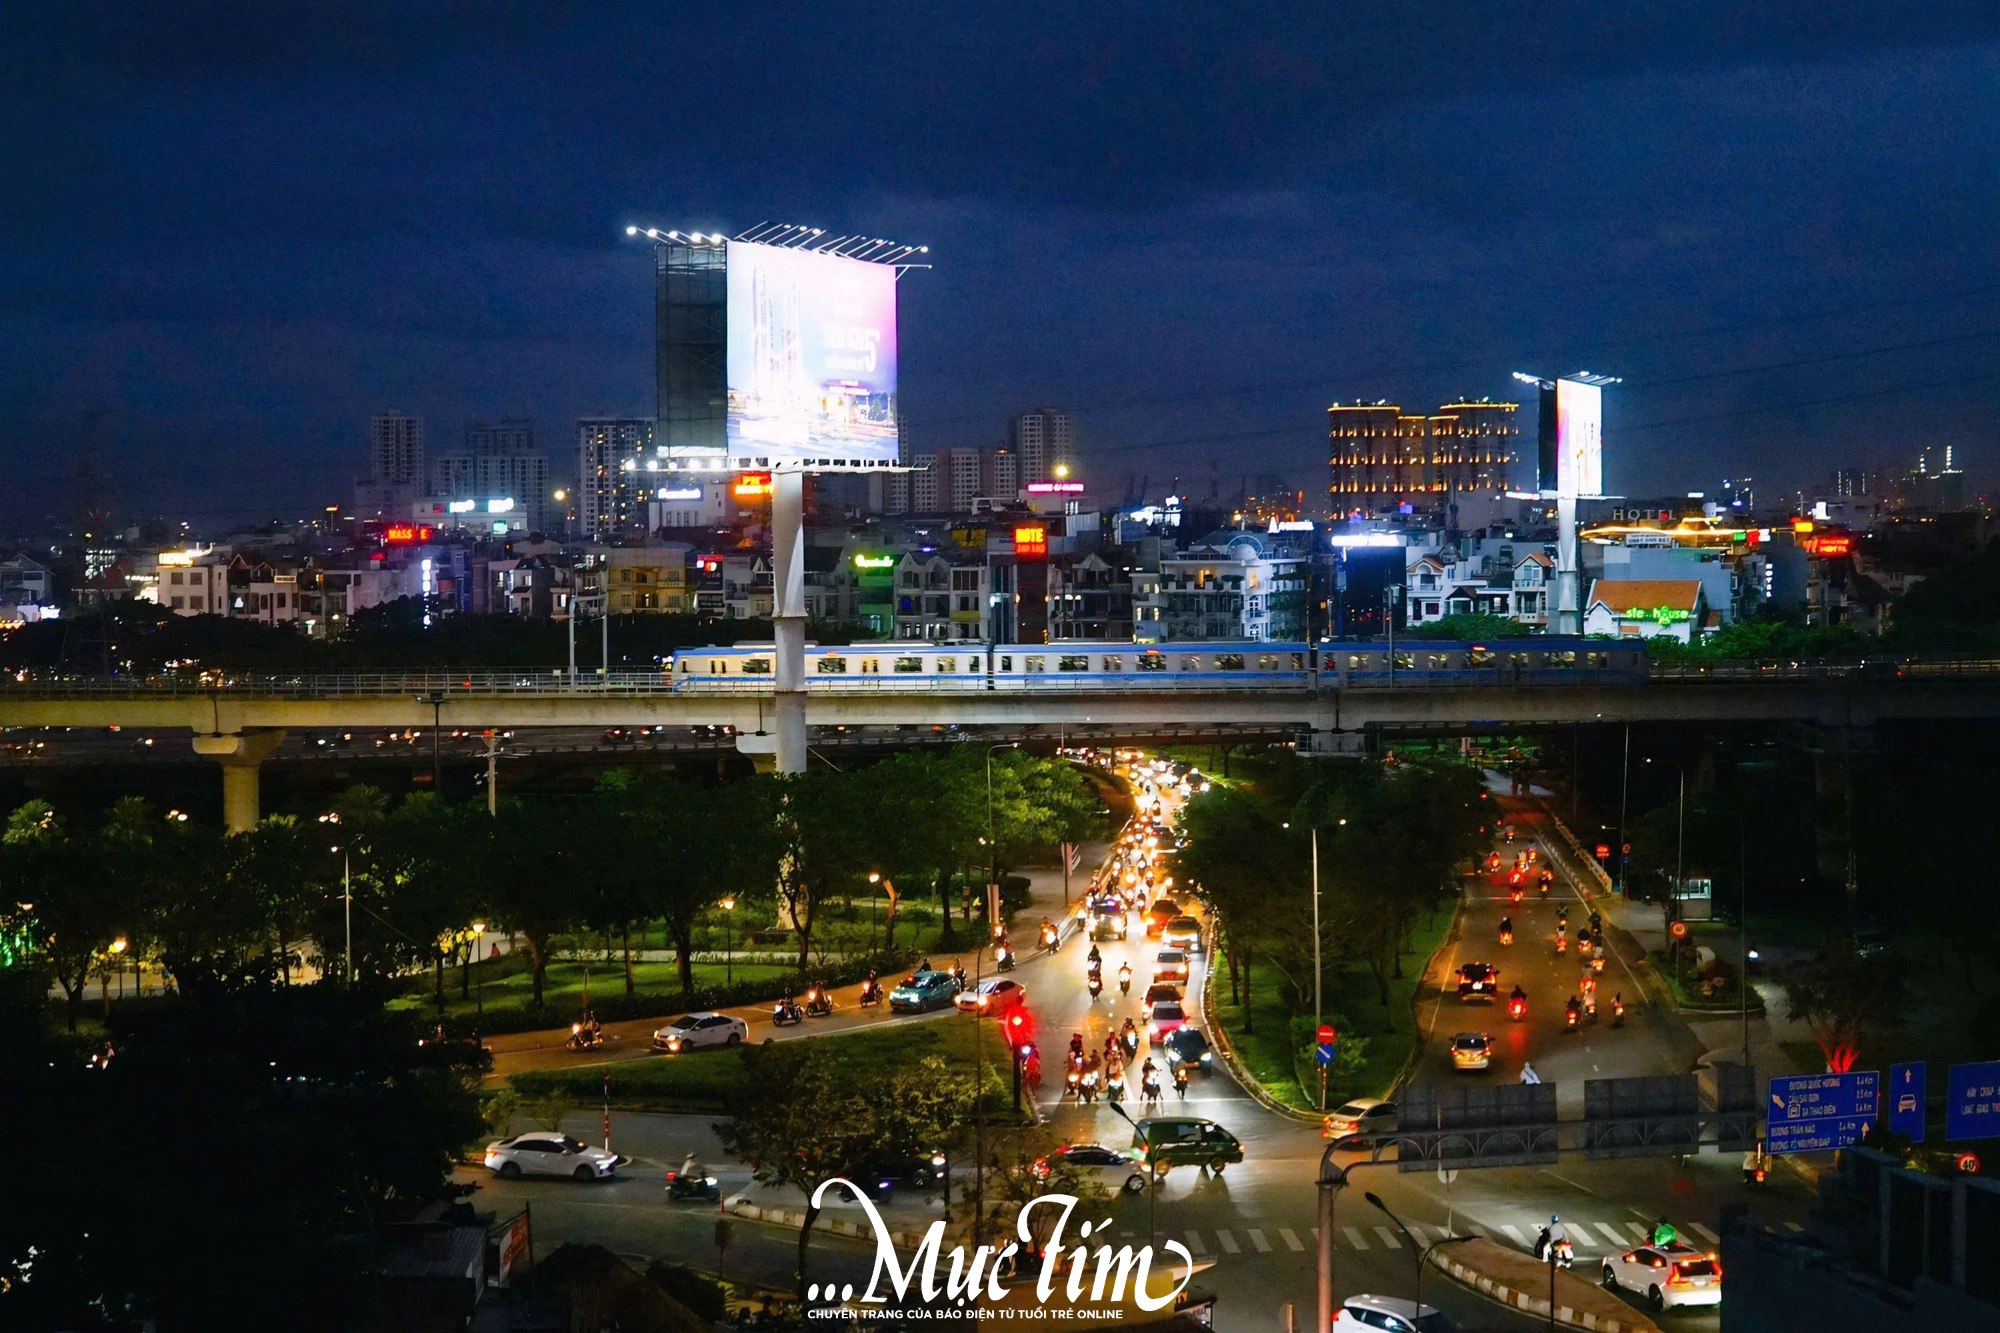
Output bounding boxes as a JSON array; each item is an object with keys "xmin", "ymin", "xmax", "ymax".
[
  {"xmin": 1627, "ymin": 1223, "xmax": 1655, "ymax": 1244},
  {"xmin": 1688, "ymin": 1223, "xmax": 1720, "ymax": 1245},
  {"xmin": 1217, "ymin": 1230, "xmax": 1241, "ymax": 1254},
  {"xmin": 1501, "ymin": 1225, "xmax": 1529, "ymax": 1247},
  {"xmin": 1596, "ymin": 1223, "xmax": 1630, "ymax": 1247},
  {"xmin": 1280, "ymin": 1228, "xmax": 1305, "ymax": 1252},
  {"xmin": 1249, "ymin": 1229, "xmax": 1273, "ymax": 1253},
  {"xmin": 1373, "ymin": 1226, "xmax": 1402, "ymax": 1249},
  {"xmin": 1343, "ymin": 1227, "xmax": 1368, "ymax": 1250},
  {"xmin": 1466, "ymin": 1224, "xmax": 1490, "ymax": 1240}
]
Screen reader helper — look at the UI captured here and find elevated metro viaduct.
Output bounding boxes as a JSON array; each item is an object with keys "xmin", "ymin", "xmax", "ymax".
[{"xmin": 7, "ymin": 673, "xmax": 2000, "ymax": 829}]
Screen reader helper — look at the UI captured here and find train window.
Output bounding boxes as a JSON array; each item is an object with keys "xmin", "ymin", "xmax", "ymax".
[
  {"xmin": 1102, "ymin": 655, "xmax": 1124, "ymax": 672},
  {"xmin": 1024, "ymin": 656, "xmax": 1046, "ymax": 673},
  {"xmin": 1258, "ymin": 654, "xmax": 1278, "ymax": 671},
  {"xmin": 1058, "ymin": 654, "xmax": 1090, "ymax": 671},
  {"xmin": 741, "ymin": 658, "xmax": 772, "ymax": 675},
  {"xmin": 1394, "ymin": 652, "xmax": 1414, "ymax": 671},
  {"xmin": 1468, "ymin": 648, "xmax": 1495, "ymax": 668},
  {"xmin": 678, "ymin": 659, "xmax": 692, "ymax": 673},
  {"xmin": 1545, "ymin": 651, "xmax": 1577, "ymax": 669},
  {"xmin": 894, "ymin": 656, "xmax": 924, "ymax": 673},
  {"xmin": 1216, "ymin": 654, "xmax": 1244, "ymax": 671},
  {"xmin": 935, "ymin": 657, "xmax": 956, "ymax": 673},
  {"xmin": 1586, "ymin": 651, "xmax": 1609, "ymax": 668},
  {"xmin": 817, "ymin": 657, "xmax": 848, "ymax": 674},
  {"xmin": 1290, "ymin": 653, "xmax": 1305, "ymax": 670},
  {"xmin": 709, "ymin": 659, "xmax": 723, "ymax": 674},
  {"xmin": 860, "ymin": 659, "xmax": 881, "ymax": 674},
  {"xmin": 1508, "ymin": 653, "xmax": 1529, "ymax": 671},
  {"xmin": 1136, "ymin": 653, "xmax": 1167, "ymax": 672},
  {"xmin": 1347, "ymin": 655, "xmax": 1366, "ymax": 671},
  {"xmin": 965, "ymin": 658, "xmax": 980, "ymax": 673}
]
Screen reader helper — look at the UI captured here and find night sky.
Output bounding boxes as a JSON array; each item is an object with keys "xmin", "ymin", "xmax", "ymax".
[{"xmin": 5, "ymin": 3, "xmax": 1997, "ymax": 533}]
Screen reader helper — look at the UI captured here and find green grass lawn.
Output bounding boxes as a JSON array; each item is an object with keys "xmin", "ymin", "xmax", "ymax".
[
  {"xmin": 1211, "ymin": 905, "xmax": 1456, "ymax": 1113},
  {"xmin": 509, "ymin": 1014, "xmax": 1019, "ymax": 1116},
  {"xmin": 390, "ymin": 959, "xmax": 798, "ymax": 1020}
]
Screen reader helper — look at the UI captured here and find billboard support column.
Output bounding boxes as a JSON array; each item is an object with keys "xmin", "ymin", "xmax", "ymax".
[
  {"xmin": 1553, "ymin": 493, "xmax": 1580, "ymax": 634},
  {"xmin": 771, "ymin": 468, "xmax": 808, "ymax": 775}
]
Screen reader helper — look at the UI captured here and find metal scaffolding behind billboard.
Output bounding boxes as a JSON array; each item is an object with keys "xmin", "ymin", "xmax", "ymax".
[{"xmin": 656, "ymin": 238, "xmax": 727, "ymax": 462}]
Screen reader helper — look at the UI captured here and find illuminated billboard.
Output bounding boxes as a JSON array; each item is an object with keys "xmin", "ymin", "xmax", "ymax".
[
  {"xmin": 1554, "ymin": 379, "xmax": 1603, "ymax": 498},
  {"xmin": 726, "ymin": 241, "xmax": 898, "ymax": 468}
]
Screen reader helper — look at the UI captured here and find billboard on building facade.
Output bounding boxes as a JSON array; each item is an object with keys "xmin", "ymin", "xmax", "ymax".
[
  {"xmin": 1555, "ymin": 378, "xmax": 1603, "ymax": 498},
  {"xmin": 725, "ymin": 242, "xmax": 899, "ymax": 468}
]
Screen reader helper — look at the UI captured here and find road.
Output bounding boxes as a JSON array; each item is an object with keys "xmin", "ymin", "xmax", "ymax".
[{"xmin": 465, "ymin": 761, "xmax": 1814, "ymax": 1331}]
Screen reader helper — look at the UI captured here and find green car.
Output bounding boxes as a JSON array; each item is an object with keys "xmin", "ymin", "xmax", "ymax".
[
  {"xmin": 890, "ymin": 971, "xmax": 961, "ymax": 1013},
  {"xmin": 1130, "ymin": 1116, "xmax": 1243, "ymax": 1178}
]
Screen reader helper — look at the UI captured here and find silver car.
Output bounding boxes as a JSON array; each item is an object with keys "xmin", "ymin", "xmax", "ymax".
[
  {"xmin": 653, "ymin": 1011, "xmax": 750, "ymax": 1053},
  {"xmin": 483, "ymin": 1132, "xmax": 618, "ymax": 1182}
]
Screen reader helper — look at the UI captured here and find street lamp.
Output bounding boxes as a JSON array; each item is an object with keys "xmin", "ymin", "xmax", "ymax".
[
  {"xmin": 1643, "ymin": 757, "xmax": 1686, "ymax": 943},
  {"xmin": 1364, "ymin": 1191, "xmax": 1474, "ymax": 1322},
  {"xmin": 319, "ymin": 812, "xmax": 352, "ymax": 984},
  {"xmin": 720, "ymin": 897, "xmax": 736, "ymax": 985}
]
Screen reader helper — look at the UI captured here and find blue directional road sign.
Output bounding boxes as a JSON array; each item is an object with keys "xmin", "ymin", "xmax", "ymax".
[
  {"xmin": 1767, "ymin": 1071, "xmax": 1879, "ymax": 1155},
  {"xmin": 1315, "ymin": 1044, "xmax": 1338, "ymax": 1067},
  {"xmin": 1888, "ymin": 1062, "xmax": 1926, "ymax": 1143},
  {"xmin": 1945, "ymin": 1060, "xmax": 2000, "ymax": 1142}
]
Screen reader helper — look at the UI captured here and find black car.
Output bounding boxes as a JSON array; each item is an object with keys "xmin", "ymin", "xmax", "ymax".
[
  {"xmin": 861, "ymin": 1149, "xmax": 947, "ymax": 1199},
  {"xmin": 1457, "ymin": 962, "xmax": 1499, "ymax": 1001},
  {"xmin": 1162, "ymin": 1026, "xmax": 1213, "ymax": 1074}
]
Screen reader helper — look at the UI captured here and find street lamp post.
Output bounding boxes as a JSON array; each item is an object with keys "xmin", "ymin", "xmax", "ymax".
[
  {"xmin": 1365, "ymin": 1191, "xmax": 1475, "ymax": 1322},
  {"xmin": 1644, "ymin": 757, "xmax": 1687, "ymax": 948},
  {"xmin": 319, "ymin": 812, "xmax": 353, "ymax": 984},
  {"xmin": 721, "ymin": 897, "xmax": 737, "ymax": 985}
]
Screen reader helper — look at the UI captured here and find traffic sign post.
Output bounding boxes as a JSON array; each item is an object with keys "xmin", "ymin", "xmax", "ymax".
[
  {"xmin": 1889, "ymin": 1062, "xmax": 1927, "ymax": 1143},
  {"xmin": 1315, "ymin": 1025, "xmax": 1337, "ymax": 1113},
  {"xmin": 1946, "ymin": 1060, "xmax": 2000, "ymax": 1142},
  {"xmin": 1768, "ymin": 1071, "xmax": 1879, "ymax": 1154}
]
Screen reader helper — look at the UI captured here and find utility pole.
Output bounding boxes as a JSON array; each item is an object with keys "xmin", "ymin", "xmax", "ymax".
[{"xmin": 484, "ymin": 731, "xmax": 500, "ymax": 816}]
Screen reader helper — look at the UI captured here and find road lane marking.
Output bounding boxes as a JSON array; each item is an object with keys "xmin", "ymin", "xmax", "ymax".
[
  {"xmin": 1343, "ymin": 1227, "xmax": 1368, "ymax": 1249},
  {"xmin": 1784, "ymin": 1222, "xmax": 1803, "ymax": 1232},
  {"xmin": 1217, "ymin": 1229, "xmax": 1241, "ymax": 1254},
  {"xmin": 1467, "ymin": 1224, "xmax": 1489, "ymax": 1239},
  {"xmin": 1249, "ymin": 1229, "xmax": 1273, "ymax": 1253},
  {"xmin": 1280, "ymin": 1228, "xmax": 1305, "ymax": 1251},
  {"xmin": 1502, "ymin": 1225, "xmax": 1529, "ymax": 1247},
  {"xmin": 1374, "ymin": 1226, "xmax": 1402, "ymax": 1249},
  {"xmin": 1624, "ymin": 1223, "xmax": 1652, "ymax": 1243},
  {"xmin": 1185, "ymin": 1230, "xmax": 1208, "ymax": 1255},
  {"xmin": 1597, "ymin": 1223, "xmax": 1631, "ymax": 1246},
  {"xmin": 1688, "ymin": 1223, "xmax": 1720, "ymax": 1244}
]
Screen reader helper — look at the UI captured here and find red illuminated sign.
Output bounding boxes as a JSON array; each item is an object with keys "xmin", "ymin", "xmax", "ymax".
[
  {"xmin": 732, "ymin": 472, "xmax": 774, "ymax": 499},
  {"xmin": 1808, "ymin": 535, "xmax": 1853, "ymax": 557},
  {"xmin": 1013, "ymin": 524, "xmax": 1047, "ymax": 560},
  {"xmin": 383, "ymin": 524, "xmax": 433, "ymax": 545}
]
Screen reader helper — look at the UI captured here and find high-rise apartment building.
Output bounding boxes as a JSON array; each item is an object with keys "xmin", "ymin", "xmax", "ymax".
[
  {"xmin": 369, "ymin": 412, "xmax": 426, "ymax": 487},
  {"xmin": 576, "ymin": 417, "xmax": 656, "ymax": 540},
  {"xmin": 1011, "ymin": 408, "xmax": 1075, "ymax": 482},
  {"xmin": 427, "ymin": 418, "xmax": 556, "ymax": 533},
  {"xmin": 984, "ymin": 448, "xmax": 1021, "ymax": 499},
  {"xmin": 1328, "ymin": 399, "xmax": 1518, "ymax": 514},
  {"xmin": 909, "ymin": 451, "xmax": 942, "ymax": 512},
  {"xmin": 945, "ymin": 447, "xmax": 984, "ymax": 512}
]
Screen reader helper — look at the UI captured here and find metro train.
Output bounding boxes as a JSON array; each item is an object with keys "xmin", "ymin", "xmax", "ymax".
[{"xmin": 669, "ymin": 638, "xmax": 1650, "ymax": 691}]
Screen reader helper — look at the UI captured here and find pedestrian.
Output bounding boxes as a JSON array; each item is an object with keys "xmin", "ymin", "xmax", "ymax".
[{"xmin": 1519, "ymin": 1062, "xmax": 1540, "ymax": 1085}]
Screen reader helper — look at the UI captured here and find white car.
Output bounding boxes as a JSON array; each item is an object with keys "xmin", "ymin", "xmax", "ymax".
[
  {"xmin": 1033, "ymin": 1143, "xmax": 1149, "ymax": 1195},
  {"xmin": 1450, "ymin": 1032, "xmax": 1494, "ymax": 1071},
  {"xmin": 1154, "ymin": 949, "xmax": 1189, "ymax": 984},
  {"xmin": 1331, "ymin": 1294, "xmax": 1457, "ymax": 1333},
  {"xmin": 653, "ymin": 1011, "xmax": 749, "ymax": 1054},
  {"xmin": 483, "ymin": 1132, "xmax": 618, "ymax": 1182},
  {"xmin": 1324, "ymin": 1098, "xmax": 1397, "ymax": 1146},
  {"xmin": 955, "ymin": 977, "xmax": 1027, "ymax": 1014},
  {"xmin": 1601, "ymin": 1242, "xmax": 1722, "ymax": 1311}
]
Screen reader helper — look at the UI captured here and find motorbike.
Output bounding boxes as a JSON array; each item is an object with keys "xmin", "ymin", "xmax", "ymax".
[
  {"xmin": 1510, "ymin": 888, "xmax": 1523, "ymax": 906},
  {"xmin": 1041, "ymin": 923, "xmax": 1060, "ymax": 951},
  {"xmin": 1499, "ymin": 927, "xmax": 1513, "ymax": 946},
  {"xmin": 859, "ymin": 979, "xmax": 883, "ymax": 1007},
  {"xmin": 1088, "ymin": 976, "xmax": 1103, "ymax": 999},
  {"xmin": 1119, "ymin": 965, "xmax": 1132, "ymax": 995},
  {"xmin": 1578, "ymin": 933, "xmax": 1594, "ymax": 956},
  {"xmin": 1172, "ymin": 1067, "xmax": 1190, "ymax": 1100},
  {"xmin": 948, "ymin": 962, "xmax": 967, "ymax": 988},
  {"xmin": 1555, "ymin": 934, "xmax": 1567, "ymax": 955},
  {"xmin": 1538, "ymin": 879, "xmax": 1550, "ymax": 899},
  {"xmin": 1488, "ymin": 852, "xmax": 1502, "ymax": 870},
  {"xmin": 996, "ymin": 943, "xmax": 1016, "ymax": 971},
  {"xmin": 665, "ymin": 1169, "xmax": 721, "ymax": 1202},
  {"xmin": 1743, "ymin": 1152, "xmax": 1769, "ymax": 1187},
  {"xmin": 773, "ymin": 998, "xmax": 804, "ymax": 1026},
  {"xmin": 1509, "ymin": 994, "xmax": 1528, "ymax": 1022},
  {"xmin": 1564, "ymin": 1003, "xmax": 1581, "ymax": 1031},
  {"xmin": 1141, "ymin": 1071, "xmax": 1163, "ymax": 1103},
  {"xmin": 1122, "ymin": 1027, "xmax": 1140, "ymax": 1058},
  {"xmin": 1080, "ymin": 1070, "xmax": 1100, "ymax": 1104},
  {"xmin": 1535, "ymin": 1233, "xmax": 1576, "ymax": 1269},
  {"xmin": 566, "ymin": 1022, "xmax": 603, "ymax": 1052},
  {"xmin": 1107, "ymin": 1075, "xmax": 1126, "ymax": 1103},
  {"xmin": 1611, "ymin": 997, "xmax": 1627, "ymax": 1027},
  {"xmin": 1583, "ymin": 994, "xmax": 1597, "ymax": 1022},
  {"xmin": 1065, "ymin": 1067, "xmax": 1083, "ymax": 1099}
]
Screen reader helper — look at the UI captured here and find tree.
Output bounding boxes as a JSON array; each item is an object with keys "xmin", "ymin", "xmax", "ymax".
[
  {"xmin": 1175, "ymin": 784, "xmax": 1306, "ymax": 1027},
  {"xmin": 772, "ymin": 770, "xmax": 874, "ymax": 971},
  {"xmin": 1784, "ymin": 938, "xmax": 1909, "ymax": 1072},
  {"xmin": 230, "ymin": 815, "xmax": 328, "ymax": 986},
  {"xmin": 466, "ymin": 800, "xmax": 580, "ymax": 1006},
  {"xmin": 4, "ymin": 801, "xmax": 123, "ymax": 1032},
  {"xmin": 715, "ymin": 1043, "xmax": 888, "ymax": 1298}
]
